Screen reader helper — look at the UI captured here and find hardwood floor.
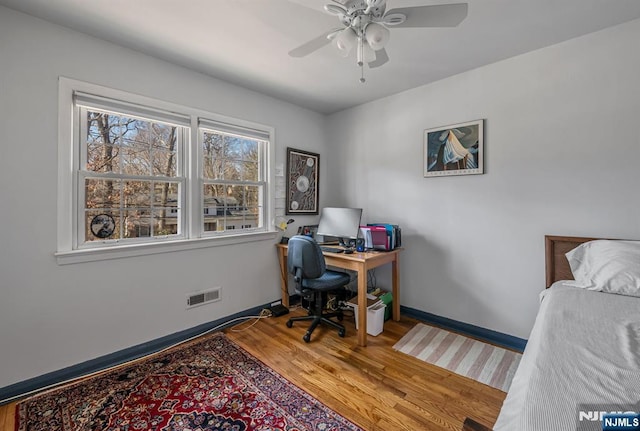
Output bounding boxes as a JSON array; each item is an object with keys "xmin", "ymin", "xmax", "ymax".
[
  {"xmin": 0, "ymin": 309, "xmax": 505, "ymax": 431},
  {"xmin": 226, "ymin": 309, "xmax": 504, "ymax": 431},
  {"xmin": 0, "ymin": 401, "xmax": 16, "ymax": 431}
]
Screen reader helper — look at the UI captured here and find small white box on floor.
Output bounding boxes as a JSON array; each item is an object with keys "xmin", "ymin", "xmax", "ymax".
[{"xmin": 349, "ymin": 297, "xmax": 386, "ymax": 336}]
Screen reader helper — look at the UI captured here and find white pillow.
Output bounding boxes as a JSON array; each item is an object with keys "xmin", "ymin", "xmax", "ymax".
[{"xmin": 565, "ymin": 240, "xmax": 640, "ymax": 297}]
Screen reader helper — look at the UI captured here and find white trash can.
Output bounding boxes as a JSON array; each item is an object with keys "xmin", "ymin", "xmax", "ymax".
[{"xmin": 353, "ymin": 301, "xmax": 386, "ymax": 336}]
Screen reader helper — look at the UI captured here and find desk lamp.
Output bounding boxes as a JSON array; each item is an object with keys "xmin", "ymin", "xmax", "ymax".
[{"xmin": 278, "ymin": 218, "xmax": 295, "ymax": 244}]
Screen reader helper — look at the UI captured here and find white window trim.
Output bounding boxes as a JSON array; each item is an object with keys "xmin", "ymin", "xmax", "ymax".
[{"xmin": 56, "ymin": 77, "xmax": 276, "ymax": 265}]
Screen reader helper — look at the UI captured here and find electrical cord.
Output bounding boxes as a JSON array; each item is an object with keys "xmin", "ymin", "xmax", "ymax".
[
  {"xmin": 0, "ymin": 313, "xmax": 271, "ymax": 405},
  {"xmin": 230, "ymin": 309, "xmax": 272, "ymax": 332},
  {"xmin": 367, "ymin": 269, "xmax": 377, "ymax": 290},
  {"xmin": 326, "ymin": 295, "xmax": 338, "ymax": 311}
]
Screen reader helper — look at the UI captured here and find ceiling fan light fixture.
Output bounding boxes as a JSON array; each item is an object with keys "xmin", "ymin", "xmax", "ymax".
[
  {"xmin": 326, "ymin": 29, "xmax": 341, "ymax": 41},
  {"xmin": 334, "ymin": 27, "xmax": 357, "ymax": 56},
  {"xmin": 324, "ymin": 4, "xmax": 347, "ymax": 15},
  {"xmin": 290, "ymin": 1, "xmax": 469, "ymax": 81},
  {"xmin": 364, "ymin": 22, "xmax": 390, "ymax": 50},
  {"xmin": 363, "ymin": 43, "xmax": 377, "ymax": 64},
  {"xmin": 382, "ymin": 13, "xmax": 406, "ymax": 26},
  {"xmin": 366, "ymin": 0, "xmax": 385, "ymax": 8}
]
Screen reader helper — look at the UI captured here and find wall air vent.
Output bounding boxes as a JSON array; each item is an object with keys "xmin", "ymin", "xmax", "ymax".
[{"xmin": 187, "ymin": 287, "xmax": 221, "ymax": 308}]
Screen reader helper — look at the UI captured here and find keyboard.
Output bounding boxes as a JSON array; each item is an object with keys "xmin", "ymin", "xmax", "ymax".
[{"xmin": 320, "ymin": 246, "xmax": 343, "ymax": 253}]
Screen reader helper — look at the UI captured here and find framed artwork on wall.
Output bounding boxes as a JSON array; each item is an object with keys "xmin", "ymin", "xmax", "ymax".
[
  {"xmin": 286, "ymin": 147, "xmax": 319, "ymax": 215},
  {"xmin": 424, "ymin": 119, "xmax": 484, "ymax": 177}
]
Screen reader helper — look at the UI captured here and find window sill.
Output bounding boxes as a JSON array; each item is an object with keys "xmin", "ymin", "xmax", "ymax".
[{"xmin": 55, "ymin": 231, "xmax": 278, "ymax": 265}]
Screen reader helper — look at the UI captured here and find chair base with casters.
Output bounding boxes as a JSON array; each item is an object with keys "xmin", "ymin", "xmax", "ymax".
[
  {"xmin": 285, "ymin": 235, "xmax": 351, "ymax": 343},
  {"xmin": 286, "ymin": 288, "xmax": 346, "ymax": 343}
]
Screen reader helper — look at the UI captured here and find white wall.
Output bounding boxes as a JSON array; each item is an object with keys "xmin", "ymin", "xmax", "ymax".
[
  {"xmin": 326, "ymin": 18, "xmax": 640, "ymax": 339},
  {"xmin": 0, "ymin": 6, "xmax": 327, "ymax": 388}
]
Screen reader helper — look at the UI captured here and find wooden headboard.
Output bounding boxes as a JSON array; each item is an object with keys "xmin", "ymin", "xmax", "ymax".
[{"xmin": 544, "ymin": 235, "xmax": 601, "ymax": 288}]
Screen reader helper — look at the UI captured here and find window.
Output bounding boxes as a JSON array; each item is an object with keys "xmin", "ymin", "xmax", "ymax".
[
  {"xmin": 78, "ymin": 105, "xmax": 186, "ymax": 245},
  {"xmin": 200, "ymin": 123, "xmax": 267, "ymax": 234},
  {"xmin": 57, "ymin": 78, "xmax": 275, "ymax": 263}
]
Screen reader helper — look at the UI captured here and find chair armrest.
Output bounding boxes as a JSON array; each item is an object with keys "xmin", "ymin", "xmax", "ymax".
[{"xmin": 462, "ymin": 418, "xmax": 493, "ymax": 431}]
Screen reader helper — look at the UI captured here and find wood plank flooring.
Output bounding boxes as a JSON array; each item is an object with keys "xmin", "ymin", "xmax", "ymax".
[{"xmin": 0, "ymin": 309, "xmax": 505, "ymax": 431}]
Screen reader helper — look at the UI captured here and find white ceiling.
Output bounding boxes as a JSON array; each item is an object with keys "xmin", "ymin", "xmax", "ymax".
[{"xmin": 2, "ymin": 0, "xmax": 640, "ymax": 114}]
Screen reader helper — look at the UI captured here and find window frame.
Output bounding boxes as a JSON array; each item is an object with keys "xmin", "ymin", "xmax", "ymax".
[
  {"xmin": 76, "ymin": 105, "xmax": 188, "ymax": 248},
  {"xmin": 198, "ymin": 124, "xmax": 268, "ymax": 236},
  {"xmin": 56, "ymin": 77, "xmax": 276, "ymax": 265}
]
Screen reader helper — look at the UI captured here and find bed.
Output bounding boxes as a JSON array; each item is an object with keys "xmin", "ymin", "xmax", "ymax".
[{"xmin": 463, "ymin": 235, "xmax": 640, "ymax": 431}]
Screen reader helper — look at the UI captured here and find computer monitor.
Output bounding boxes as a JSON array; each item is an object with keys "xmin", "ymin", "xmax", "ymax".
[{"xmin": 316, "ymin": 207, "xmax": 363, "ymax": 245}]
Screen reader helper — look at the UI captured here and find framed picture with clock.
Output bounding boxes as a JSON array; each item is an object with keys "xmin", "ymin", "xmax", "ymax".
[{"xmin": 286, "ymin": 147, "xmax": 319, "ymax": 215}]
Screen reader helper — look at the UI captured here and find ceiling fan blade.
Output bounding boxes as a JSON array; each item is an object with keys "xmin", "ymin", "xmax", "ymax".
[
  {"xmin": 368, "ymin": 48, "xmax": 389, "ymax": 68},
  {"xmin": 288, "ymin": 28, "xmax": 342, "ymax": 57},
  {"xmin": 384, "ymin": 3, "xmax": 468, "ymax": 28}
]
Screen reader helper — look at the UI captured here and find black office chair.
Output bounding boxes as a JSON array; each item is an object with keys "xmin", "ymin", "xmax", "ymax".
[{"xmin": 286, "ymin": 235, "xmax": 350, "ymax": 343}]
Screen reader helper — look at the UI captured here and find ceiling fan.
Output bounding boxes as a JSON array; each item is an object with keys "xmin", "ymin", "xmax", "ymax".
[{"xmin": 288, "ymin": 0, "xmax": 468, "ymax": 82}]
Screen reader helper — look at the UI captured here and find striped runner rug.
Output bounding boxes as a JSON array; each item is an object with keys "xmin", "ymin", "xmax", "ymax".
[{"xmin": 393, "ymin": 323, "xmax": 521, "ymax": 392}]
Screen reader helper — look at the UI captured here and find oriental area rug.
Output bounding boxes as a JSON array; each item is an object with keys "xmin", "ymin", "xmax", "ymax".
[
  {"xmin": 16, "ymin": 332, "xmax": 362, "ymax": 431},
  {"xmin": 393, "ymin": 323, "xmax": 521, "ymax": 392}
]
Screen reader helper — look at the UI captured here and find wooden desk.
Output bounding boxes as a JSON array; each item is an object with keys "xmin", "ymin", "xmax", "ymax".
[{"xmin": 275, "ymin": 244, "xmax": 401, "ymax": 347}]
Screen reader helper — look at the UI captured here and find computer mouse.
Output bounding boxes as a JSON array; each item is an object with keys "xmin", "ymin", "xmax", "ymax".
[{"xmin": 344, "ymin": 249, "xmax": 354, "ymax": 254}]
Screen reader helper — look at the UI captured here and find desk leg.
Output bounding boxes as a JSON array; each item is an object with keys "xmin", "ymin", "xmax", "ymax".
[
  {"xmin": 392, "ymin": 253, "xmax": 400, "ymax": 321},
  {"xmin": 277, "ymin": 247, "xmax": 289, "ymax": 308},
  {"xmin": 357, "ymin": 265, "xmax": 368, "ymax": 347}
]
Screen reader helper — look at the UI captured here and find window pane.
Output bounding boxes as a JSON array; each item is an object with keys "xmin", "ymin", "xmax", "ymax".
[
  {"xmin": 154, "ymin": 210, "xmax": 178, "ymax": 236},
  {"xmin": 123, "ymin": 181, "xmax": 151, "ymax": 208},
  {"xmin": 153, "ymin": 182, "xmax": 179, "ymax": 207},
  {"xmin": 223, "ymin": 161, "xmax": 242, "ymax": 181},
  {"xmin": 203, "ymin": 155, "xmax": 223, "ymax": 180},
  {"xmin": 240, "ymin": 161, "xmax": 258, "ymax": 181},
  {"xmin": 149, "ymin": 122, "xmax": 178, "ymax": 152},
  {"xmin": 202, "ymin": 132, "xmax": 224, "ymax": 179},
  {"xmin": 242, "ymin": 139, "xmax": 259, "ymax": 161},
  {"xmin": 203, "ymin": 184, "xmax": 229, "ymax": 232},
  {"xmin": 85, "ymin": 210, "xmax": 121, "ymax": 241},
  {"xmin": 85, "ymin": 110, "xmax": 177, "ymax": 177},
  {"xmin": 240, "ymin": 185, "xmax": 261, "ymax": 208},
  {"xmin": 87, "ymin": 143, "xmax": 120, "ymax": 173},
  {"xmin": 242, "ymin": 207, "xmax": 261, "ymax": 229},
  {"xmin": 85, "ymin": 179, "xmax": 121, "ymax": 209},
  {"xmin": 224, "ymin": 136, "xmax": 243, "ymax": 160},
  {"xmin": 202, "ymin": 131, "xmax": 262, "ymax": 183},
  {"xmin": 203, "ymin": 218, "xmax": 220, "ymax": 232},
  {"xmin": 203, "ymin": 184, "xmax": 226, "ymax": 213},
  {"xmin": 124, "ymin": 209, "xmax": 151, "ymax": 238},
  {"xmin": 152, "ymin": 149, "xmax": 177, "ymax": 177},
  {"xmin": 87, "ymin": 111, "xmax": 136, "ymax": 147},
  {"xmin": 201, "ymin": 183, "xmax": 263, "ymax": 233},
  {"xmin": 121, "ymin": 143, "xmax": 151, "ymax": 176},
  {"xmin": 223, "ymin": 186, "xmax": 241, "ymax": 212}
]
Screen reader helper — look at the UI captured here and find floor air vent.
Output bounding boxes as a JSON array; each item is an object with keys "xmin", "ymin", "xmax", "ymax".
[{"xmin": 187, "ymin": 287, "xmax": 221, "ymax": 308}]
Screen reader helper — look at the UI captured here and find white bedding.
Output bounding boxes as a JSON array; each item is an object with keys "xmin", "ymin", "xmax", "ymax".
[{"xmin": 494, "ymin": 282, "xmax": 640, "ymax": 431}]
